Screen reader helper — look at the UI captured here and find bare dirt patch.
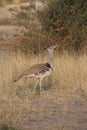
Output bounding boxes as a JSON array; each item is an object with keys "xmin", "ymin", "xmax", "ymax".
[
  {"xmin": 0, "ymin": 25, "xmax": 28, "ymax": 36},
  {"xmin": 0, "ymin": 7, "xmax": 13, "ymax": 19},
  {"xmin": 0, "ymin": 90, "xmax": 87, "ymax": 130}
]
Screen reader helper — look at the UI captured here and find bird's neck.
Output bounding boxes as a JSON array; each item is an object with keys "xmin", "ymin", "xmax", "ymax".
[{"xmin": 48, "ymin": 51, "xmax": 54, "ymax": 69}]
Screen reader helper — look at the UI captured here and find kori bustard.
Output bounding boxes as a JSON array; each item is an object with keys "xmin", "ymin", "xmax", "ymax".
[{"xmin": 13, "ymin": 45, "xmax": 58, "ymax": 91}]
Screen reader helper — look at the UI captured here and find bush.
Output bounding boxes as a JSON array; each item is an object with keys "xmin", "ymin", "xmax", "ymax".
[
  {"xmin": 0, "ymin": 124, "xmax": 17, "ymax": 130},
  {"xmin": 39, "ymin": 0, "xmax": 87, "ymax": 52}
]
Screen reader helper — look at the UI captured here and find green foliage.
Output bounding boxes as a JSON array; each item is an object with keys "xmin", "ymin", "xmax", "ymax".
[
  {"xmin": 39, "ymin": 0, "xmax": 87, "ymax": 52},
  {"xmin": 0, "ymin": 124, "xmax": 17, "ymax": 130},
  {"xmin": 17, "ymin": 12, "xmax": 28, "ymax": 19},
  {"xmin": 19, "ymin": 32, "xmax": 47, "ymax": 54}
]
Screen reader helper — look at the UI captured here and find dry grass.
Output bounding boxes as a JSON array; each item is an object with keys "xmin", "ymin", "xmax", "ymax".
[
  {"xmin": 54, "ymin": 53, "xmax": 87, "ymax": 95},
  {"xmin": 0, "ymin": 52, "xmax": 87, "ymax": 129},
  {"xmin": 0, "ymin": 52, "xmax": 87, "ymax": 97}
]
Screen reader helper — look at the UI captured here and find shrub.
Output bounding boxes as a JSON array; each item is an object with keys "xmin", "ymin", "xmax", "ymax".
[
  {"xmin": 0, "ymin": 124, "xmax": 17, "ymax": 130},
  {"xmin": 39, "ymin": 0, "xmax": 87, "ymax": 52}
]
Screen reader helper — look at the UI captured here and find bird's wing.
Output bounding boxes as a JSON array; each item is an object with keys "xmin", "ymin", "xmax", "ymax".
[
  {"xmin": 22, "ymin": 63, "xmax": 50, "ymax": 76},
  {"xmin": 13, "ymin": 63, "xmax": 50, "ymax": 82}
]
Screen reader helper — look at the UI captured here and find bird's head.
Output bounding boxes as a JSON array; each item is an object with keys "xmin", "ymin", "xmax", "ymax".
[{"xmin": 44, "ymin": 44, "xmax": 58, "ymax": 53}]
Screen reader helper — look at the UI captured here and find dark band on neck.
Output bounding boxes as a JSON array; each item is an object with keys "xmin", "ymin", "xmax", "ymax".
[{"xmin": 45, "ymin": 63, "xmax": 53, "ymax": 70}]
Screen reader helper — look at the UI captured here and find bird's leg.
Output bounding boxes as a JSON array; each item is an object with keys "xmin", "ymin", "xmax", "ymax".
[
  {"xmin": 34, "ymin": 79, "xmax": 39, "ymax": 92},
  {"xmin": 39, "ymin": 78, "xmax": 43, "ymax": 91}
]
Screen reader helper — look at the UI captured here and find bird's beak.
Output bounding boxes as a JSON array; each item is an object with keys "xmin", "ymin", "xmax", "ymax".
[{"xmin": 43, "ymin": 44, "xmax": 59, "ymax": 51}]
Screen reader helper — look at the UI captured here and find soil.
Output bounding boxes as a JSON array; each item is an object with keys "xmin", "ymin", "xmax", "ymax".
[{"xmin": 0, "ymin": 89, "xmax": 87, "ymax": 130}]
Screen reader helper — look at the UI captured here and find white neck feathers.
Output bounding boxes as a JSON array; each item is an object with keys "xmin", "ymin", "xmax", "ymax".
[{"xmin": 48, "ymin": 50, "xmax": 54, "ymax": 69}]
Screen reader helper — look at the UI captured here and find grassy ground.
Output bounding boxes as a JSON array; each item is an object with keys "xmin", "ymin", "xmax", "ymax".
[
  {"xmin": 0, "ymin": 52, "xmax": 87, "ymax": 96},
  {"xmin": 0, "ymin": 52, "xmax": 87, "ymax": 129},
  {"xmin": 0, "ymin": 1, "xmax": 87, "ymax": 129}
]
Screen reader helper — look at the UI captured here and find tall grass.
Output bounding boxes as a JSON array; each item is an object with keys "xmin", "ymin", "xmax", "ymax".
[
  {"xmin": 0, "ymin": 52, "xmax": 87, "ymax": 98},
  {"xmin": 0, "ymin": 52, "xmax": 87, "ymax": 128},
  {"xmin": 54, "ymin": 53, "xmax": 87, "ymax": 94}
]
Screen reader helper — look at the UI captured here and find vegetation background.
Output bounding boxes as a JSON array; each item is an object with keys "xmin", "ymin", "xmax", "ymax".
[
  {"xmin": 0, "ymin": 0, "xmax": 87, "ymax": 130},
  {"xmin": 39, "ymin": 0, "xmax": 87, "ymax": 53},
  {"xmin": 0, "ymin": 0, "xmax": 87, "ymax": 53}
]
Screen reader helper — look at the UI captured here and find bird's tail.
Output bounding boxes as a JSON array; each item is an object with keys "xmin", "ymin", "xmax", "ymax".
[{"xmin": 13, "ymin": 75, "xmax": 23, "ymax": 82}]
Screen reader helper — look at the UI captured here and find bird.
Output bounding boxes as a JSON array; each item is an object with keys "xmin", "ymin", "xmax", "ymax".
[{"xmin": 13, "ymin": 45, "xmax": 58, "ymax": 92}]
